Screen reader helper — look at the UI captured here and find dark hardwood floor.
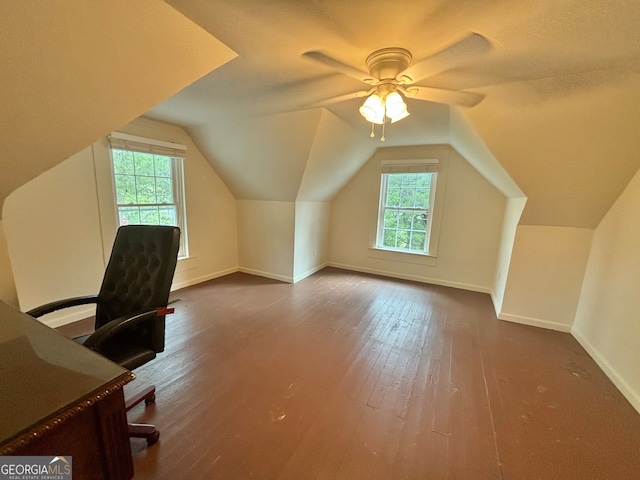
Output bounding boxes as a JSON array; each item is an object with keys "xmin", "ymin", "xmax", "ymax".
[{"xmin": 59, "ymin": 268, "xmax": 640, "ymax": 479}]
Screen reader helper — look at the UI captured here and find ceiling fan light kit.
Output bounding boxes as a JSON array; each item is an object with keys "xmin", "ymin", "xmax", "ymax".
[
  {"xmin": 303, "ymin": 33, "xmax": 491, "ymax": 142},
  {"xmin": 358, "ymin": 48, "xmax": 413, "ymax": 141},
  {"xmin": 358, "ymin": 88, "xmax": 410, "ymax": 123},
  {"xmin": 358, "ymin": 86, "xmax": 410, "ymax": 141}
]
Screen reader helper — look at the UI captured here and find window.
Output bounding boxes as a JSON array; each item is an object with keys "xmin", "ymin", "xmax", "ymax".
[
  {"xmin": 108, "ymin": 132, "xmax": 188, "ymax": 257},
  {"xmin": 375, "ymin": 160, "xmax": 439, "ymax": 255}
]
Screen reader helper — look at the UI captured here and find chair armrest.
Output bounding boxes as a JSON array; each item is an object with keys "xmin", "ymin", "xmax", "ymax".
[
  {"xmin": 26, "ymin": 295, "xmax": 98, "ymax": 318},
  {"xmin": 83, "ymin": 308, "xmax": 166, "ymax": 351}
]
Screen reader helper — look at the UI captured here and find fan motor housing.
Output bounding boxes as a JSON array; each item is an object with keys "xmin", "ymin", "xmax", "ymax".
[{"xmin": 365, "ymin": 47, "xmax": 412, "ymax": 81}]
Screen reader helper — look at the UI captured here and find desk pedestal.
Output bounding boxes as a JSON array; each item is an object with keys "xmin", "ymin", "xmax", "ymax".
[{"xmin": 0, "ymin": 374, "xmax": 134, "ymax": 480}]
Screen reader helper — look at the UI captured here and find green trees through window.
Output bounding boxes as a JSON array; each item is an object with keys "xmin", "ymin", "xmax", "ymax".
[
  {"xmin": 379, "ymin": 173, "xmax": 434, "ymax": 253},
  {"xmin": 112, "ymin": 149, "xmax": 178, "ymax": 227}
]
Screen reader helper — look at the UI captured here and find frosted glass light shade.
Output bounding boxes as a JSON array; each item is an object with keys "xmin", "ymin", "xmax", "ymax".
[
  {"xmin": 385, "ymin": 91, "xmax": 405, "ymax": 118},
  {"xmin": 384, "ymin": 91, "xmax": 409, "ymax": 123},
  {"xmin": 390, "ymin": 107, "xmax": 409, "ymax": 123},
  {"xmin": 359, "ymin": 94, "xmax": 385, "ymax": 124}
]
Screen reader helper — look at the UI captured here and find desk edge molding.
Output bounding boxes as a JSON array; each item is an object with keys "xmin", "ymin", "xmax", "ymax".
[{"xmin": 0, "ymin": 371, "xmax": 135, "ymax": 455}]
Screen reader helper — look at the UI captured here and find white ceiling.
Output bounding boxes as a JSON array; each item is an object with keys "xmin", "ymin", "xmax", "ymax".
[{"xmin": 147, "ymin": 0, "xmax": 640, "ymax": 227}]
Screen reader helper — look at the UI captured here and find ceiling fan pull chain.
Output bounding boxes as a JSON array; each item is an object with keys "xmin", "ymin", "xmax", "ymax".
[
  {"xmin": 381, "ymin": 116, "xmax": 386, "ymax": 142},
  {"xmin": 370, "ymin": 122, "xmax": 375, "ymax": 138}
]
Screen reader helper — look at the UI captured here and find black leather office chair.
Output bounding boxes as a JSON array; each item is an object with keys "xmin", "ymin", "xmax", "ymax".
[{"xmin": 27, "ymin": 225, "xmax": 181, "ymax": 446}]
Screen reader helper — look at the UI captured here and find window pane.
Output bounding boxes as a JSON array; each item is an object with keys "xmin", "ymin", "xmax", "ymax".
[
  {"xmin": 133, "ymin": 152, "xmax": 155, "ymax": 176},
  {"xmin": 400, "ymin": 188, "xmax": 415, "ymax": 207},
  {"xmin": 397, "ymin": 211, "xmax": 412, "ymax": 229},
  {"xmin": 155, "ymin": 176, "xmax": 173, "ymax": 203},
  {"xmin": 415, "ymin": 188, "xmax": 429, "ymax": 208},
  {"xmin": 139, "ymin": 206, "xmax": 160, "ymax": 225},
  {"xmin": 136, "ymin": 176, "xmax": 156, "ymax": 204},
  {"xmin": 154, "ymin": 155, "xmax": 172, "ymax": 177},
  {"xmin": 413, "ymin": 212, "xmax": 427, "ymax": 231},
  {"xmin": 118, "ymin": 206, "xmax": 140, "ymax": 225},
  {"xmin": 383, "ymin": 229, "xmax": 397, "ymax": 248},
  {"xmin": 386, "ymin": 187, "xmax": 400, "ymax": 207},
  {"xmin": 401, "ymin": 174, "xmax": 416, "ymax": 187},
  {"xmin": 410, "ymin": 232, "xmax": 426, "ymax": 251},
  {"xmin": 388, "ymin": 175, "xmax": 402, "ymax": 188},
  {"xmin": 384, "ymin": 210, "xmax": 398, "ymax": 228},
  {"xmin": 158, "ymin": 206, "xmax": 177, "ymax": 225},
  {"xmin": 416, "ymin": 174, "xmax": 430, "ymax": 188},
  {"xmin": 114, "ymin": 174, "xmax": 136, "ymax": 204},
  {"xmin": 112, "ymin": 150, "xmax": 134, "ymax": 175},
  {"xmin": 396, "ymin": 230, "xmax": 410, "ymax": 249}
]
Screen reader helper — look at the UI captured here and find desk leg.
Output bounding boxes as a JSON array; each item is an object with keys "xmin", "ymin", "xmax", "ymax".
[{"xmin": 96, "ymin": 388, "xmax": 134, "ymax": 480}]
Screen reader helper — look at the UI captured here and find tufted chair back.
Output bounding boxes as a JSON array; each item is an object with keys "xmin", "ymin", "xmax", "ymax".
[{"xmin": 96, "ymin": 225, "xmax": 180, "ymax": 353}]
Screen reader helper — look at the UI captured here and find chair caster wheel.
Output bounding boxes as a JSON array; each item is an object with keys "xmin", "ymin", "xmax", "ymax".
[
  {"xmin": 145, "ymin": 394, "xmax": 156, "ymax": 406},
  {"xmin": 147, "ymin": 430, "xmax": 160, "ymax": 446}
]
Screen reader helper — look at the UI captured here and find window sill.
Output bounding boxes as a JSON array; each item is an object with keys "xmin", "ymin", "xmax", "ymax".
[
  {"xmin": 175, "ymin": 254, "xmax": 197, "ymax": 273},
  {"xmin": 367, "ymin": 247, "xmax": 437, "ymax": 266}
]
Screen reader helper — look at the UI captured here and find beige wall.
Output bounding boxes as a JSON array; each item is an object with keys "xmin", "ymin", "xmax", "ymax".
[
  {"xmin": 4, "ymin": 148, "xmax": 106, "ymax": 323},
  {"xmin": 294, "ymin": 202, "xmax": 330, "ymax": 282},
  {"xmin": 237, "ymin": 200, "xmax": 331, "ymax": 284},
  {"xmin": 499, "ymin": 225, "xmax": 593, "ymax": 331},
  {"xmin": 237, "ymin": 200, "xmax": 295, "ymax": 282},
  {"xmin": 329, "ymin": 145, "xmax": 506, "ymax": 292},
  {"xmin": 3, "ymin": 118, "xmax": 238, "ymax": 327},
  {"xmin": 573, "ymin": 167, "xmax": 640, "ymax": 413},
  {"xmin": 490, "ymin": 197, "xmax": 527, "ymax": 313}
]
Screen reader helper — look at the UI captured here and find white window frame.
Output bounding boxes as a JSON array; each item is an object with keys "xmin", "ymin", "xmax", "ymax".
[
  {"xmin": 376, "ymin": 171, "xmax": 437, "ymax": 254},
  {"xmin": 107, "ymin": 132, "xmax": 189, "ymax": 258},
  {"xmin": 369, "ymin": 158, "xmax": 445, "ymax": 265}
]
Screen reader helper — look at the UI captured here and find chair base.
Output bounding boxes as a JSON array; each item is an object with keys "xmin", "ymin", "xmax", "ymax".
[
  {"xmin": 125, "ymin": 384, "xmax": 159, "ymax": 446},
  {"xmin": 125, "ymin": 384, "xmax": 156, "ymax": 411},
  {"xmin": 128, "ymin": 423, "xmax": 160, "ymax": 446}
]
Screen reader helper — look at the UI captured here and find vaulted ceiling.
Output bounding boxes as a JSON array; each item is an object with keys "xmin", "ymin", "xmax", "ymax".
[{"xmin": 2, "ymin": 0, "xmax": 640, "ymax": 229}]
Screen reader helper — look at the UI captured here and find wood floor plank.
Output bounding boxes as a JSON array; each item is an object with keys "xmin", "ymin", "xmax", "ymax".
[{"xmin": 58, "ymin": 268, "xmax": 640, "ymax": 479}]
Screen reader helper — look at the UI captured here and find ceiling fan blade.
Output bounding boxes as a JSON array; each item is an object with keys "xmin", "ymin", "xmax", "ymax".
[
  {"xmin": 305, "ymin": 90, "xmax": 373, "ymax": 108},
  {"xmin": 401, "ymin": 33, "xmax": 492, "ymax": 84},
  {"xmin": 404, "ymin": 86, "xmax": 484, "ymax": 108},
  {"xmin": 303, "ymin": 51, "xmax": 374, "ymax": 84}
]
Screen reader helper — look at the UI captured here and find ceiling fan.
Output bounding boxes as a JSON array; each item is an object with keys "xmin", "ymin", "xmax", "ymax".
[{"xmin": 303, "ymin": 33, "xmax": 491, "ymax": 140}]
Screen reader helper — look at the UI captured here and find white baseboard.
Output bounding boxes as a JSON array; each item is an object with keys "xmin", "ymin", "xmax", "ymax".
[
  {"xmin": 497, "ymin": 312, "xmax": 572, "ymax": 333},
  {"xmin": 293, "ymin": 262, "xmax": 328, "ymax": 283},
  {"xmin": 41, "ymin": 267, "xmax": 240, "ymax": 328},
  {"xmin": 328, "ymin": 262, "xmax": 491, "ymax": 294},
  {"xmin": 38, "ymin": 306, "xmax": 96, "ymax": 329},
  {"xmin": 171, "ymin": 267, "xmax": 238, "ymax": 292},
  {"xmin": 238, "ymin": 267, "xmax": 292, "ymax": 284},
  {"xmin": 489, "ymin": 290, "xmax": 502, "ymax": 317},
  {"xmin": 572, "ymin": 327, "xmax": 640, "ymax": 414}
]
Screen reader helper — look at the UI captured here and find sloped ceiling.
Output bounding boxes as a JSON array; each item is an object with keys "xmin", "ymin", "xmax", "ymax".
[
  {"xmin": 145, "ymin": 0, "xmax": 640, "ymax": 228},
  {"xmin": 0, "ymin": 0, "xmax": 236, "ymax": 215}
]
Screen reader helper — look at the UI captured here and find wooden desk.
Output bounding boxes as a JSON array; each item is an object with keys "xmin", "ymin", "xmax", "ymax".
[{"xmin": 0, "ymin": 301, "xmax": 134, "ymax": 480}]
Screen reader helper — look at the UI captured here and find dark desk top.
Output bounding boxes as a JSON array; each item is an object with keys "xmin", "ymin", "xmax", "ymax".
[{"xmin": 0, "ymin": 301, "xmax": 132, "ymax": 447}]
